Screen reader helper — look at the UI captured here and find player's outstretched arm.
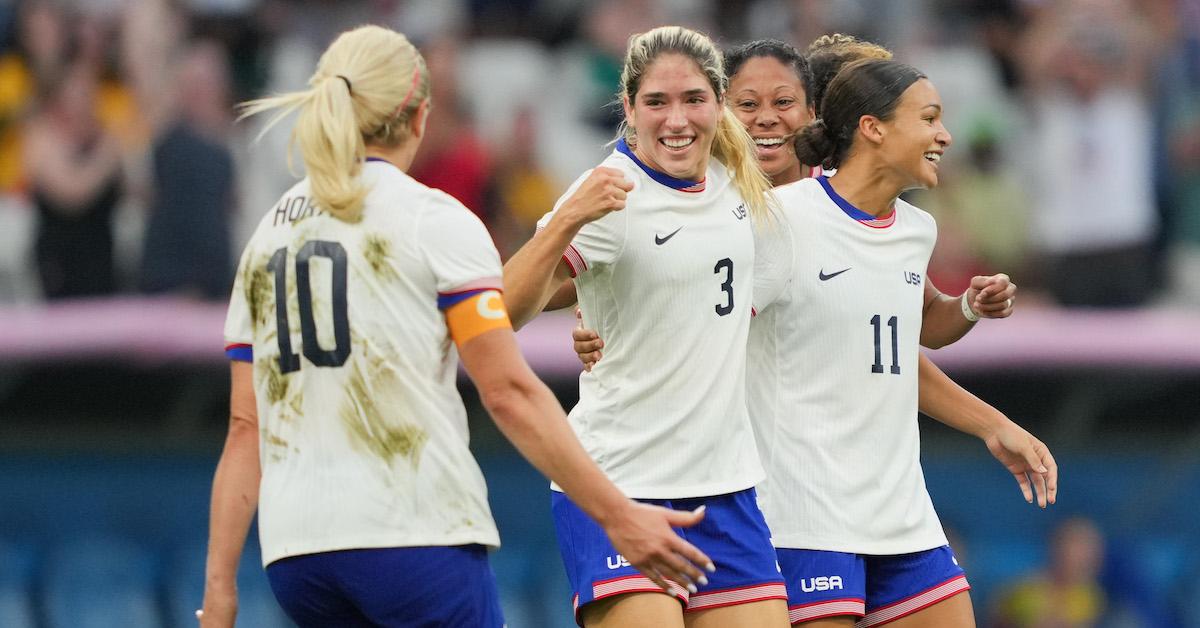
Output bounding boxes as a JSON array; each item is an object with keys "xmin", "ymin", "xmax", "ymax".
[
  {"xmin": 916, "ymin": 355, "xmax": 1057, "ymax": 508},
  {"xmin": 458, "ymin": 326, "xmax": 714, "ymax": 592},
  {"xmin": 920, "ymin": 274, "xmax": 1017, "ymax": 349},
  {"xmin": 199, "ymin": 361, "xmax": 261, "ymax": 628},
  {"xmin": 502, "ymin": 167, "xmax": 631, "ymax": 329}
]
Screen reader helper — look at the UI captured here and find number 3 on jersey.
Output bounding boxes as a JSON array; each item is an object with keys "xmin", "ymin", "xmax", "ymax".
[
  {"xmin": 715, "ymin": 258, "xmax": 734, "ymax": 316},
  {"xmin": 268, "ymin": 241, "xmax": 352, "ymax": 374}
]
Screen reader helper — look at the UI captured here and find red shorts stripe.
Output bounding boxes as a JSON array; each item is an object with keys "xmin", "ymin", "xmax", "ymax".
[
  {"xmin": 591, "ymin": 575, "xmax": 688, "ymax": 603},
  {"xmin": 789, "ymin": 598, "xmax": 866, "ymax": 623},
  {"xmin": 686, "ymin": 581, "xmax": 788, "ymax": 612},
  {"xmin": 858, "ymin": 574, "xmax": 970, "ymax": 627}
]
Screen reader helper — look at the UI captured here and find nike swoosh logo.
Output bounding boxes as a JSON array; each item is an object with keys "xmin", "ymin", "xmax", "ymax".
[
  {"xmin": 818, "ymin": 267, "xmax": 851, "ymax": 281},
  {"xmin": 655, "ymin": 227, "xmax": 683, "ymax": 245}
]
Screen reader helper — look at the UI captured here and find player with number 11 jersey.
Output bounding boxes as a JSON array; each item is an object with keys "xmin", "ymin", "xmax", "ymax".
[{"xmin": 750, "ymin": 174, "xmax": 944, "ymax": 556}]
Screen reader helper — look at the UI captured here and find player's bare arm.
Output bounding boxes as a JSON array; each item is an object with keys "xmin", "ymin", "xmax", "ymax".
[
  {"xmin": 916, "ymin": 355, "xmax": 1057, "ymax": 508},
  {"xmin": 502, "ymin": 167, "xmax": 631, "ymax": 329},
  {"xmin": 544, "ymin": 279, "xmax": 579, "ymax": 311},
  {"xmin": 919, "ymin": 274, "xmax": 1016, "ymax": 349},
  {"xmin": 199, "ymin": 361, "xmax": 261, "ymax": 628},
  {"xmin": 457, "ymin": 324, "xmax": 714, "ymax": 592}
]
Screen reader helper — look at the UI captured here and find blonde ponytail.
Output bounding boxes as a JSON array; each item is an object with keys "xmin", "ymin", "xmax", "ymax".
[
  {"xmin": 712, "ymin": 105, "xmax": 773, "ymax": 221},
  {"xmin": 238, "ymin": 25, "xmax": 430, "ymax": 222}
]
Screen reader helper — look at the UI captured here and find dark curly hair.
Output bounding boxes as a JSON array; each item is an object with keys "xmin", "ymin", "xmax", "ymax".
[{"xmin": 724, "ymin": 39, "xmax": 814, "ymax": 107}]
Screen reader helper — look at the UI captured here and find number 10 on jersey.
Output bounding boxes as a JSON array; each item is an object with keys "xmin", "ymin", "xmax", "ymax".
[{"xmin": 268, "ymin": 241, "xmax": 352, "ymax": 374}]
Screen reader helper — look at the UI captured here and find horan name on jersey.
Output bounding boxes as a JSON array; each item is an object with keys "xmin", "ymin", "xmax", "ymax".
[{"xmin": 272, "ymin": 195, "xmax": 325, "ymax": 226}]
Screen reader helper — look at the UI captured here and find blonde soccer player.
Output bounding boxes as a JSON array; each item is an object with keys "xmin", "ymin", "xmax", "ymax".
[{"xmin": 199, "ymin": 25, "xmax": 710, "ymax": 628}]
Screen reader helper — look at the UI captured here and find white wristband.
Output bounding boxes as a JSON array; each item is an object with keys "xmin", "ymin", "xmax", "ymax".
[{"xmin": 961, "ymin": 291, "xmax": 979, "ymax": 322}]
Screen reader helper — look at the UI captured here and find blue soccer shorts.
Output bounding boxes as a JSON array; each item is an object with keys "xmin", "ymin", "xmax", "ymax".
[
  {"xmin": 265, "ymin": 545, "xmax": 505, "ymax": 627},
  {"xmin": 552, "ymin": 487, "xmax": 786, "ymax": 626},
  {"xmin": 777, "ymin": 545, "xmax": 969, "ymax": 626}
]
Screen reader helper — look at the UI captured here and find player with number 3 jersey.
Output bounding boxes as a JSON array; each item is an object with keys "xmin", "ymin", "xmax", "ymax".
[{"xmin": 504, "ymin": 25, "xmax": 791, "ymax": 628}]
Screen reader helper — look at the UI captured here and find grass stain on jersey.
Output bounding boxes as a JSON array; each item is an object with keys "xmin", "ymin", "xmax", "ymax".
[
  {"xmin": 341, "ymin": 361, "xmax": 428, "ymax": 467},
  {"xmin": 246, "ymin": 263, "xmax": 272, "ymax": 328},
  {"xmin": 363, "ymin": 234, "xmax": 397, "ymax": 280},
  {"xmin": 264, "ymin": 430, "xmax": 289, "ymax": 451},
  {"xmin": 258, "ymin": 355, "xmax": 303, "ymax": 419},
  {"xmin": 261, "ymin": 357, "xmax": 290, "ymax": 406}
]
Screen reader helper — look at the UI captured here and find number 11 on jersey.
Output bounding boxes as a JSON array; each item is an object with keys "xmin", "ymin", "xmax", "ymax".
[{"xmin": 870, "ymin": 314, "xmax": 901, "ymax": 375}]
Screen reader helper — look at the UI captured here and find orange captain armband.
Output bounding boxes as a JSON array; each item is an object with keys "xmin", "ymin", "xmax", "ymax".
[{"xmin": 444, "ymin": 290, "xmax": 512, "ymax": 346}]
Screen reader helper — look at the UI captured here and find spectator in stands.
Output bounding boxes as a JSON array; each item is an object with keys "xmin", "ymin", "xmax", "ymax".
[
  {"xmin": 1159, "ymin": 0, "xmax": 1200, "ymax": 304},
  {"xmin": 1018, "ymin": 0, "xmax": 1163, "ymax": 306},
  {"xmin": 991, "ymin": 517, "xmax": 1108, "ymax": 628},
  {"xmin": 922, "ymin": 120, "xmax": 1030, "ymax": 294},
  {"xmin": 22, "ymin": 60, "xmax": 123, "ymax": 299},
  {"xmin": 406, "ymin": 36, "xmax": 494, "ymax": 225},
  {"xmin": 139, "ymin": 41, "xmax": 235, "ymax": 299},
  {"xmin": 488, "ymin": 106, "xmax": 558, "ymax": 257},
  {"xmin": 0, "ymin": 0, "xmax": 69, "ymax": 193}
]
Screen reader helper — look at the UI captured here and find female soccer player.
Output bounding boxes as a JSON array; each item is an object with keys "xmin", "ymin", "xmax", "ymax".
[
  {"xmin": 198, "ymin": 25, "xmax": 710, "ymax": 628},
  {"xmin": 577, "ymin": 42, "xmax": 1056, "ymax": 627},
  {"xmin": 503, "ymin": 25, "xmax": 791, "ymax": 628},
  {"xmin": 751, "ymin": 58, "xmax": 1055, "ymax": 628}
]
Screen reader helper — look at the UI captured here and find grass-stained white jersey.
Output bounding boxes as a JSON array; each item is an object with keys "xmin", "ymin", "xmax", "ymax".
[
  {"xmin": 538, "ymin": 140, "xmax": 762, "ymax": 499},
  {"xmin": 749, "ymin": 176, "xmax": 946, "ymax": 555},
  {"xmin": 225, "ymin": 159, "xmax": 501, "ymax": 566}
]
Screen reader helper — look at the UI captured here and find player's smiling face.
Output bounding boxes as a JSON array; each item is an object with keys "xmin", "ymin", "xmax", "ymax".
[
  {"xmin": 729, "ymin": 55, "xmax": 813, "ymax": 186},
  {"xmin": 877, "ymin": 78, "xmax": 952, "ymax": 190},
  {"xmin": 625, "ymin": 53, "xmax": 721, "ymax": 182}
]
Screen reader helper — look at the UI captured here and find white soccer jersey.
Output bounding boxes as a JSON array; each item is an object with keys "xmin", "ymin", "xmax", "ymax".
[
  {"xmin": 538, "ymin": 140, "xmax": 762, "ymax": 499},
  {"xmin": 225, "ymin": 159, "xmax": 501, "ymax": 566},
  {"xmin": 748, "ymin": 176, "xmax": 947, "ymax": 555}
]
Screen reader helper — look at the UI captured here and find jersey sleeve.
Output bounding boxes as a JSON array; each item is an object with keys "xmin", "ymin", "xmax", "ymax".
[
  {"xmin": 535, "ymin": 168, "xmax": 628, "ymax": 277},
  {"xmin": 752, "ymin": 211, "xmax": 794, "ymax": 314},
  {"xmin": 418, "ymin": 193, "xmax": 504, "ymax": 309},
  {"xmin": 224, "ymin": 246, "xmax": 255, "ymax": 362}
]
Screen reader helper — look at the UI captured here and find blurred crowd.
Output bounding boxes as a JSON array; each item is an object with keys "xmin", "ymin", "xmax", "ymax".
[
  {"xmin": 976, "ymin": 516, "xmax": 1192, "ymax": 627},
  {"xmin": 0, "ymin": 0, "xmax": 1196, "ymax": 309}
]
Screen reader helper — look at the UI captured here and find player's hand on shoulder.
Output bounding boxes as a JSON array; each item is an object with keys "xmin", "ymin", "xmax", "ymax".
[
  {"xmin": 984, "ymin": 420, "xmax": 1057, "ymax": 509},
  {"xmin": 573, "ymin": 307, "xmax": 604, "ymax": 372},
  {"xmin": 558, "ymin": 167, "xmax": 633, "ymax": 227},
  {"xmin": 603, "ymin": 501, "xmax": 715, "ymax": 594},
  {"xmin": 967, "ymin": 274, "xmax": 1016, "ymax": 319}
]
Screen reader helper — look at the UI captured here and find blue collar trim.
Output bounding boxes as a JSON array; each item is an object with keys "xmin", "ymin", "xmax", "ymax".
[
  {"xmin": 616, "ymin": 138, "xmax": 705, "ymax": 192},
  {"xmin": 817, "ymin": 175, "xmax": 894, "ymax": 223}
]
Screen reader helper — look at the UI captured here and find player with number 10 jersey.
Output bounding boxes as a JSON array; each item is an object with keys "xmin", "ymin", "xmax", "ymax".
[{"xmin": 224, "ymin": 159, "xmax": 505, "ymax": 565}]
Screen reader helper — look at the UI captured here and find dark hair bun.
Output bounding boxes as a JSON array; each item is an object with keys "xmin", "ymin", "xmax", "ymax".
[{"xmin": 794, "ymin": 119, "xmax": 835, "ymax": 168}]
